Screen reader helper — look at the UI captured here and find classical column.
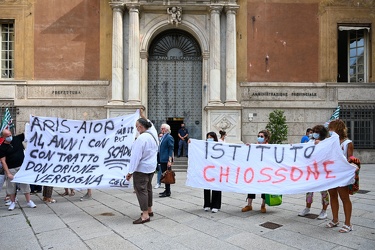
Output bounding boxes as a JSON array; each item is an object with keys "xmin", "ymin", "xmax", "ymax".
[
  {"xmin": 209, "ymin": 6, "xmax": 222, "ymax": 105},
  {"xmin": 109, "ymin": 2, "xmax": 124, "ymax": 104},
  {"xmin": 225, "ymin": 6, "xmax": 239, "ymax": 105},
  {"xmin": 127, "ymin": 4, "xmax": 141, "ymax": 104}
]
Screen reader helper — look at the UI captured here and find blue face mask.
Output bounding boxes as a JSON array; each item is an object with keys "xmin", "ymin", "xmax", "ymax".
[
  {"xmin": 329, "ymin": 131, "xmax": 333, "ymax": 136},
  {"xmin": 207, "ymin": 138, "xmax": 214, "ymax": 141},
  {"xmin": 312, "ymin": 133, "xmax": 320, "ymax": 139},
  {"xmin": 257, "ymin": 137, "xmax": 265, "ymax": 143},
  {"xmin": 5, "ymin": 136, "xmax": 12, "ymax": 142},
  {"xmin": 308, "ymin": 133, "xmax": 313, "ymax": 139}
]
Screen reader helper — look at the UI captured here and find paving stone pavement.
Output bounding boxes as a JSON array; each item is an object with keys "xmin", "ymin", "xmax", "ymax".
[{"xmin": 1, "ymin": 165, "xmax": 374, "ymax": 250}]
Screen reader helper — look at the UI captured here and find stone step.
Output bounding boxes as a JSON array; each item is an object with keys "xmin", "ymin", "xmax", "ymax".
[{"xmin": 172, "ymin": 157, "xmax": 188, "ymax": 172}]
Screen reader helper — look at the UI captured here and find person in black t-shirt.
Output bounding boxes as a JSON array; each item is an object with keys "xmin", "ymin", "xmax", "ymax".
[{"xmin": 0, "ymin": 129, "xmax": 36, "ymax": 211}]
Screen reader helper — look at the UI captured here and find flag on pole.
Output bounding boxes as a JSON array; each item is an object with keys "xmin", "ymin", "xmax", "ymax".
[
  {"xmin": 0, "ymin": 108, "xmax": 15, "ymax": 144},
  {"xmin": 1, "ymin": 108, "xmax": 14, "ymax": 132},
  {"xmin": 324, "ymin": 106, "xmax": 340, "ymax": 128}
]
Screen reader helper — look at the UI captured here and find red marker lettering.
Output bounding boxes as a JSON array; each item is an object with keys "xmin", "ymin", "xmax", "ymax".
[
  {"xmin": 258, "ymin": 167, "xmax": 272, "ymax": 182},
  {"xmin": 220, "ymin": 166, "xmax": 230, "ymax": 183},
  {"xmin": 203, "ymin": 166, "xmax": 215, "ymax": 182}
]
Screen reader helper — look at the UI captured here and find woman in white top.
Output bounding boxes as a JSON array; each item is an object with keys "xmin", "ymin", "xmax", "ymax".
[
  {"xmin": 326, "ymin": 119, "xmax": 354, "ymax": 233},
  {"xmin": 126, "ymin": 116, "xmax": 158, "ymax": 224},
  {"xmin": 218, "ymin": 130, "xmax": 226, "ymax": 142}
]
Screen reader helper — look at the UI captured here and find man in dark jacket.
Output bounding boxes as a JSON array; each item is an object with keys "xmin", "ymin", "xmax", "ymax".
[{"xmin": 158, "ymin": 124, "xmax": 174, "ymax": 197}]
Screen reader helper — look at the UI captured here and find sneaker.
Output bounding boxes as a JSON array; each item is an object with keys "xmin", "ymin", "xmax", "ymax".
[
  {"xmin": 211, "ymin": 208, "xmax": 219, "ymax": 213},
  {"xmin": 204, "ymin": 207, "xmax": 210, "ymax": 211},
  {"xmin": 317, "ymin": 210, "xmax": 327, "ymax": 220},
  {"xmin": 298, "ymin": 207, "xmax": 310, "ymax": 217},
  {"xmin": 8, "ymin": 202, "xmax": 16, "ymax": 211},
  {"xmin": 27, "ymin": 200, "xmax": 36, "ymax": 208},
  {"xmin": 5, "ymin": 197, "xmax": 17, "ymax": 206},
  {"xmin": 154, "ymin": 183, "xmax": 161, "ymax": 189},
  {"xmin": 80, "ymin": 193, "xmax": 92, "ymax": 201}
]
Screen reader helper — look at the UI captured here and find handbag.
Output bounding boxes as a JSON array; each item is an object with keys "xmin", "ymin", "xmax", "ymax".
[
  {"xmin": 264, "ymin": 194, "xmax": 282, "ymax": 206},
  {"xmin": 160, "ymin": 169, "xmax": 176, "ymax": 184},
  {"xmin": 348, "ymin": 156, "xmax": 360, "ymax": 195}
]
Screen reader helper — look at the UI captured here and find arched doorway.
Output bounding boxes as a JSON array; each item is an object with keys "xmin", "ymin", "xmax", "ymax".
[{"xmin": 148, "ymin": 29, "xmax": 203, "ymax": 152}]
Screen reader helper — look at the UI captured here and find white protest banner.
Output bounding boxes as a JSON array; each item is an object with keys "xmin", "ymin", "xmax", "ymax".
[
  {"xmin": 13, "ymin": 111, "xmax": 139, "ymax": 189},
  {"xmin": 186, "ymin": 134, "xmax": 356, "ymax": 194}
]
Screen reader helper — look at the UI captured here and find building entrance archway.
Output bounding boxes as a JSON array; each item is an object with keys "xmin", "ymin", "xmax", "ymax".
[{"xmin": 148, "ymin": 29, "xmax": 203, "ymax": 150}]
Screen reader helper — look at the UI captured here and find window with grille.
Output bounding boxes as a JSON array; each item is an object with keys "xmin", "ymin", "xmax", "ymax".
[
  {"xmin": 340, "ymin": 104, "xmax": 375, "ymax": 149},
  {"xmin": 1, "ymin": 20, "xmax": 14, "ymax": 79}
]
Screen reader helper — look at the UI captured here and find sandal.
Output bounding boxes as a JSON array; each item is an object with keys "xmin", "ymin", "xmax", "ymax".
[
  {"xmin": 61, "ymin": 192, "xmax": 69, "ymax": 196},
  {"xmin": 326, "ymin": 220, "xmax": 339, "ymax": 228},
  {"xmin": 339, "ymin": 224, "xmax": 353, "ymax": 233},
  {"xmin": 69, "ymin": 189, "xmax": 75, "ymax": 196}
]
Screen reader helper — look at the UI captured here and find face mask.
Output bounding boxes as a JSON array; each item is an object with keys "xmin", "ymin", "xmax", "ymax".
[
  {"xmin": 329, "ymin": 131, "xmax": 333, "ymax": 136},
  {"xmin": 308, "ymin": 133, "xmax": 313, "ymax": 139},
  {"xmin": 257, "ymin": 137, "xmax": 265, "ymax": 143},
  {"xmin": 312, "ymin": 133, "xmax": 320, "ymax": 139},
  {"xmin": 5, "ymin": 136, "xmax": 12, "ymax": 142},
  {"xmin": 181, "ymin": 126, "xmax": 185, "ymax": 129},
  {"xmin": 207, "ymin": 138, "xmax": 214, "ymax": 141}
]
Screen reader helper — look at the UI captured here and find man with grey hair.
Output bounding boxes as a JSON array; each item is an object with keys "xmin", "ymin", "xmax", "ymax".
[{"xmin": 158, "ymin": 123, "xmax": 174, "ymax": 197}]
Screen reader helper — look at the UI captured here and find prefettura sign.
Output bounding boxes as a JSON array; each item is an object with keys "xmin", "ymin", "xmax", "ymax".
[{"xmin": 186, "ymin": 134, "xmax": 356, "ymax": 194}]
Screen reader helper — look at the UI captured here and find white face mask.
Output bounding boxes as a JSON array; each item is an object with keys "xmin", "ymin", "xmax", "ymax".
[{"xmin": 207, "ymin": 138, "xmax": 214, "ymax": 141}]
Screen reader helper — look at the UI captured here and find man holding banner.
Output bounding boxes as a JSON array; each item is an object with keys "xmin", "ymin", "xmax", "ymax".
[{"xmin": 0, "ymin": 129, "xmax": 36, "ymax": 211}]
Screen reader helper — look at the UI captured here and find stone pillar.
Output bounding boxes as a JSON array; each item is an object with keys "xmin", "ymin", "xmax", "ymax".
[
  {"xmin": 225, "ymin": 6, "xmax": 239, "ymax": 105},
  {"xmin": 209, "ymin": 6, "xmax": 222, "ymax": 105},
  {"xmin": 109, "ymin": 2, "xmax": 124, "ymax": 104},
  {"xmin": 127, "ymin": 4, "xmax": 141, "ymax": 104}
]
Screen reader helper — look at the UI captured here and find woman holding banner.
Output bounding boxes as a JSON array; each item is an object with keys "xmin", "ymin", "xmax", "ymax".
[
  {"xmin": 298, "ymin": 125, "xmax": 329, "ymax": 219},
  {"xmin": 203, "ymin": 132, "xmax": 222, "ymax": 213},
  {"xmin": 241, "ymin": 130, "xmax": 270, "ymax": 213},
  {"xmin": 327, "ymin": 119, "xmax": 355, "ymax": 233}
]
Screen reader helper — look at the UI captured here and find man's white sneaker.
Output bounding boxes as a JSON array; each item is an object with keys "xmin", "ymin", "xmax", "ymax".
[
  {"xmin": 27, "ymin": 200, "xmax": 36, "ymax": 208},
  {"xmin": 5, "ymin": 197, "xmax": 17, "ymax": 206},
  {"xmin": 317, "ymin": 210, "xmax": 327, "ymax": 220},
  {"xmin": 154, "ymin": 183, "xmax": 161, "ymax": 189},
  {"xmin": 211, "ymin": 208, "xmax": 219, "ymax": 213},
  {"xmin": 298, "ymin": 207, "xmax": 310, "ymax": 217},
  {"xmin": 204, "ymin": 207, "xmax": 210, "ymax": 211},
  {"xmin": 8, "ymin": 202, "xmax": 16, "ymax": 211}
]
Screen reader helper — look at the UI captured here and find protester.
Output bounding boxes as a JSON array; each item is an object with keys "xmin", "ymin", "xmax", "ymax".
[
  {"xmin": 241, "ymin": 129, "xmax": 270, "ymax": 213},
  {"xmin": 126, "ymin": 116, "xmax": 158, "ymax": 224},
  {"xmin": 203, "ymin": 132, "xmax": 222, "ymax": 213},
  {"xmin": 298, "ymin": 125, "xmax": 329, "ymax": 219},
  {"xmin": 327, "ymin": 119, "xmax": 355, "ymax": 233},
  {"xmin": 218, "ymin": 130, "xmax": 226, "ymax": 142},
  {"xmin": 158, "ymin": 124, "xmax": 174, "ymax": 197},
  {"xmin": 301, "ymin": 128, "xmax": 313, "ymax": 143},
  {"xmin": 0, "ymin": 129, "xmax": 36, "ymax": 211},
  {"xmin": 177, "ymin": 123, "xmax": 189, "ymax": 157},
  {"xmin": 154, "ymin": 132, "xmax": 164, "ymax": 189}
]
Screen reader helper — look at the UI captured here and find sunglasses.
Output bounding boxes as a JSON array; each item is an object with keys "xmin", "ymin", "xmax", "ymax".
[{"xmin": 258, "ymin": 135, "xmax": 264, "ymax": 138}]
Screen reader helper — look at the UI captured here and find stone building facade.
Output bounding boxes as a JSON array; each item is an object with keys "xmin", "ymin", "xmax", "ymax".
[{"xmin": 0, "ymin": 0, "xmax": 374, "ymax": 162}]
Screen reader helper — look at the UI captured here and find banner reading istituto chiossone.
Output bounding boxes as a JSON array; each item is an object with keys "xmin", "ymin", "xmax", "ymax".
[
  {"xmin": 13, "ymin": 111, "xmax": 139, "ymax": 189},
  {"xmin": 186, "ymin": 134, "xmax": 356, "ymax": 194}
]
